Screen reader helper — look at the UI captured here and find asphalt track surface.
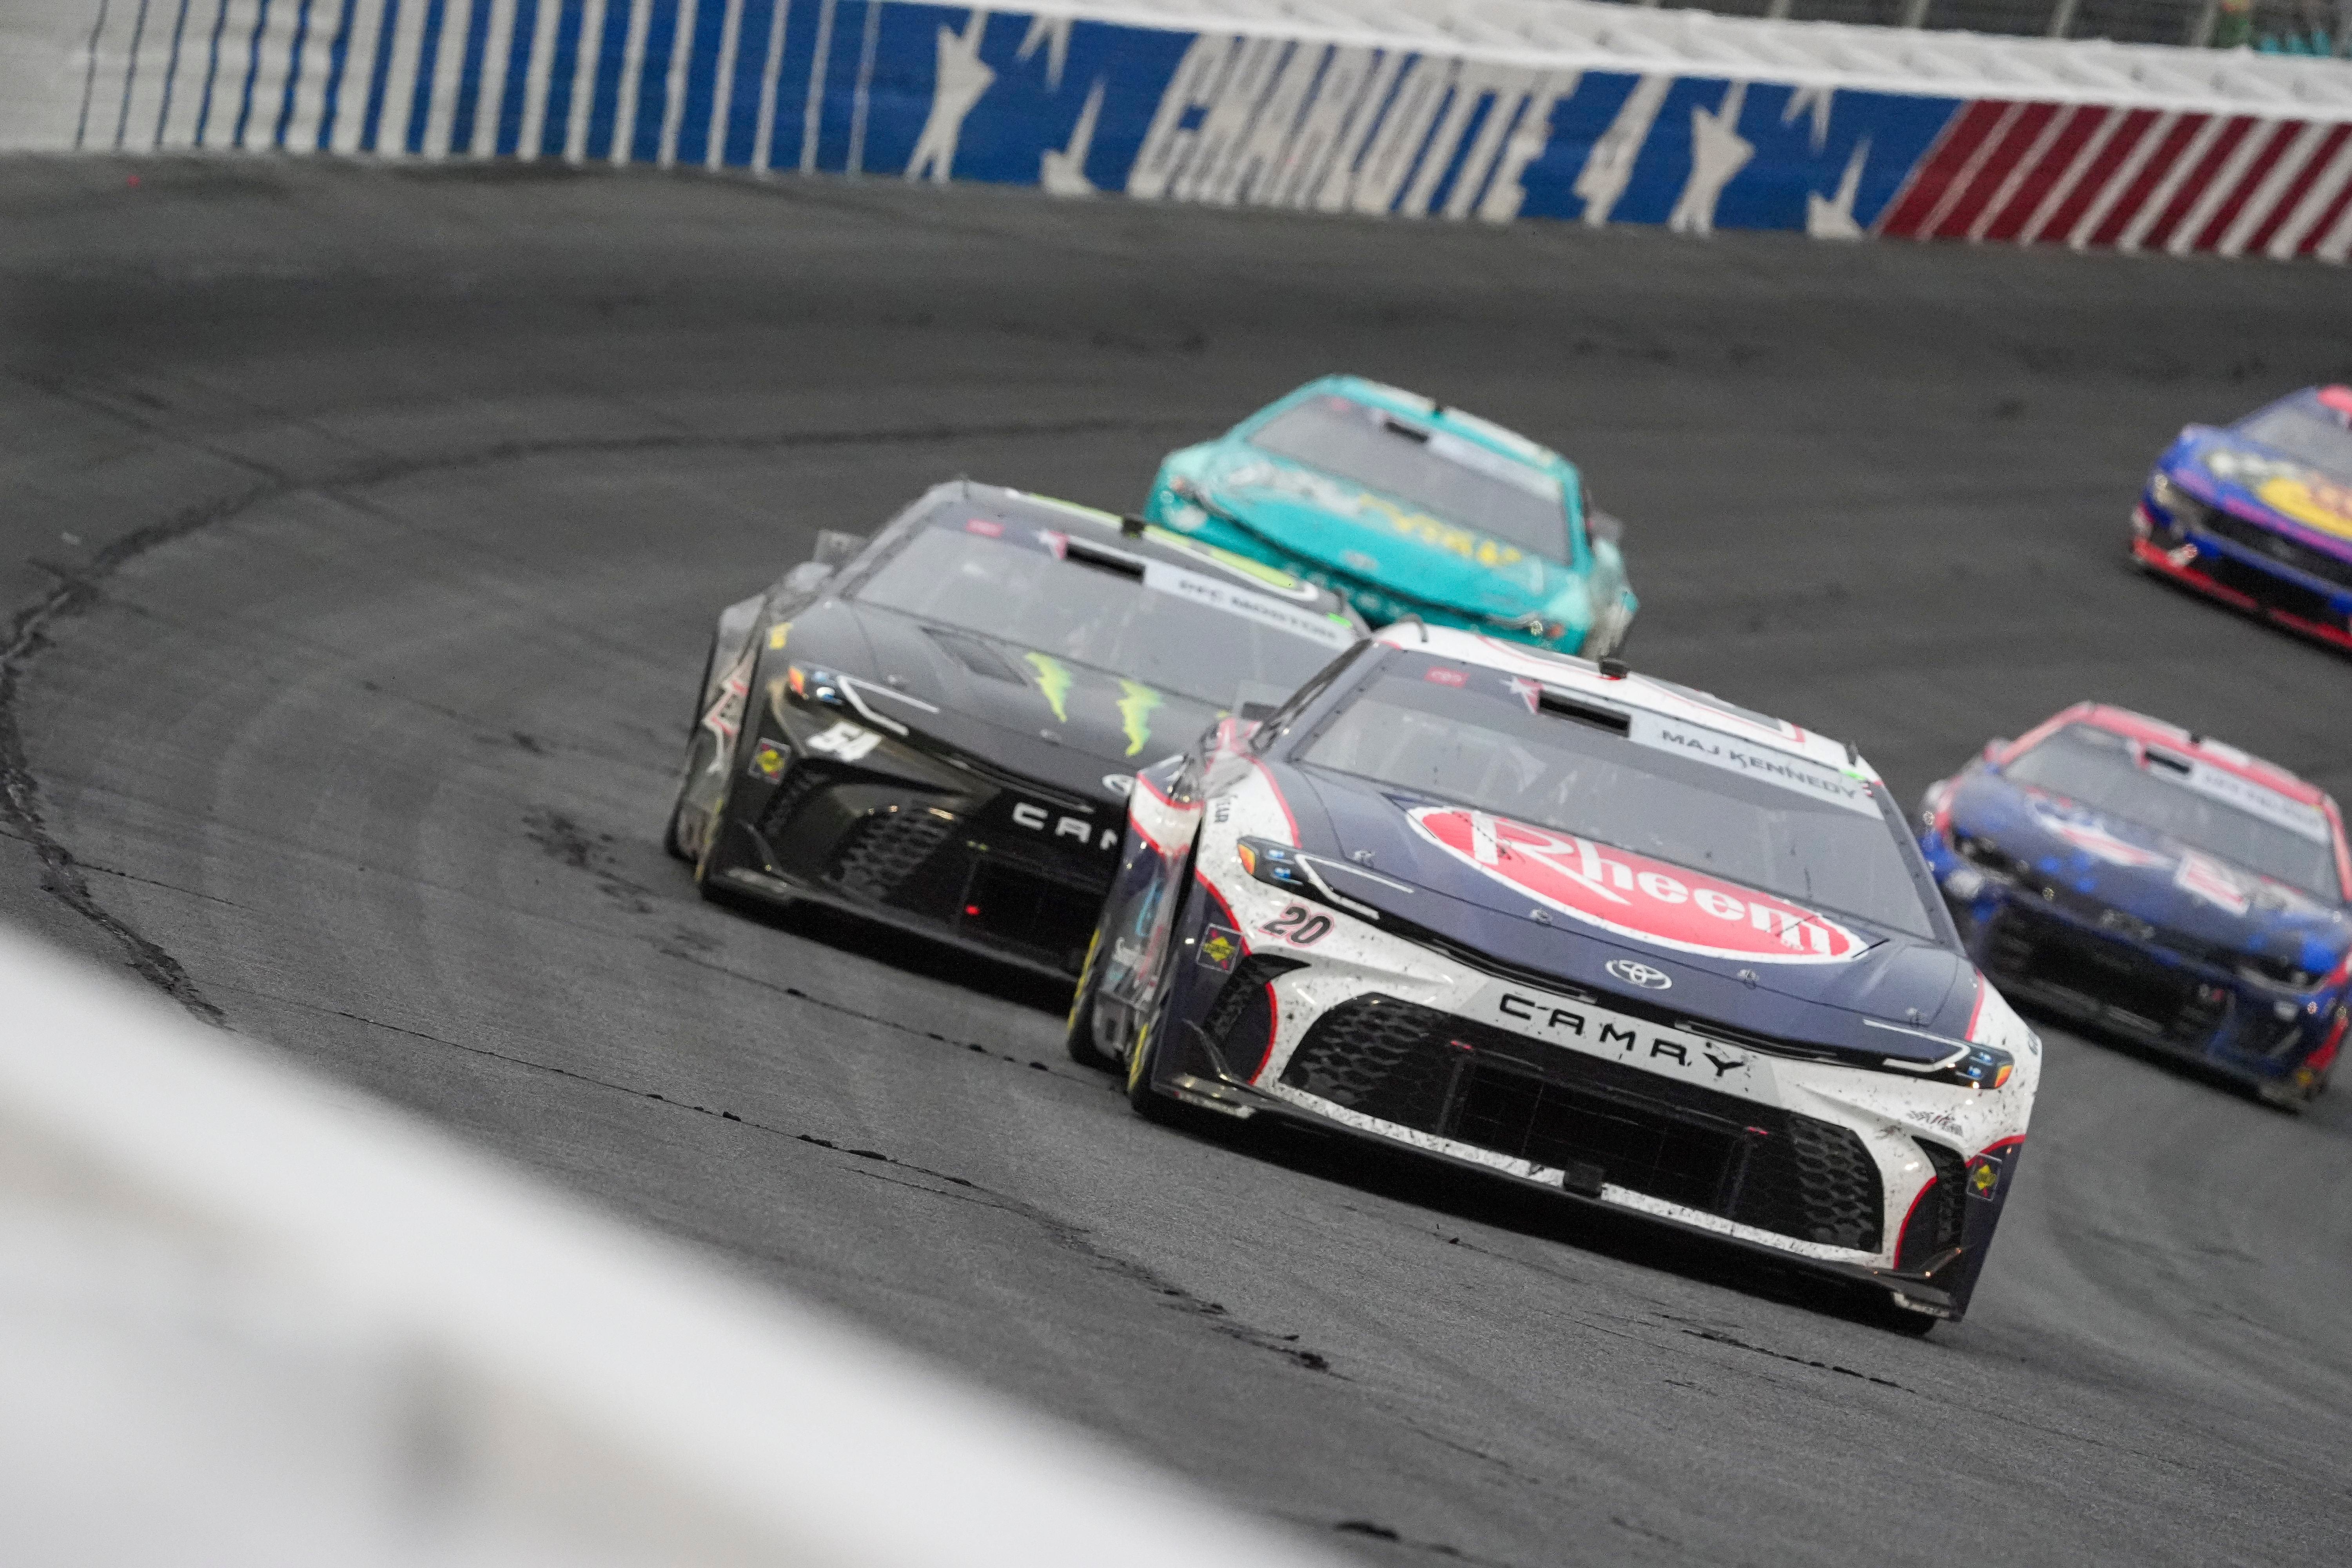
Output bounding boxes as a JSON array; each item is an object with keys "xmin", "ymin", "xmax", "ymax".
[{"xmin": 7, "ymin": 154, "xmax": 2352, "ymax": 1566}]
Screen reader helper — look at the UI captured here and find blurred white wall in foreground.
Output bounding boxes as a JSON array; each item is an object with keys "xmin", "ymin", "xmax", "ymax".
[
  {"xmin": 0, "ymin": 6, "xmax": 94, "ymax": 151},
  {"xmin": 0, "ymin": 927, "xmax": 1340, "ymax": 1568}
]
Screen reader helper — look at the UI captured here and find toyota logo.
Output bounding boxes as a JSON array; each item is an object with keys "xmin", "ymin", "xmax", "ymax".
[{"xmin": 1605, "ymin": 959, "xmax": 1672, "ymax": 991}]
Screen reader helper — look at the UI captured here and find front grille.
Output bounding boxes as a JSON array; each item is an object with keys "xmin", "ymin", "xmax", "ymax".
[
  {"xmin": 2196, "ymin": 508, "xmax": 2352, "ymax": 592},
  {"xmin": 2197, "ymin": 547, "xmax": 2339, "ymax": 627},
  {"xmin": 828, "ymin": 807, "xmax": 956, "ymax": 901},
  {"xmin": 1985, "ymin": 904, "xmax": 2229, "ymax": 1045},
  {"xmin": 1895, "ymin": 1139, "xmax": 1969, "ymax": 1271},
  {"xmin": 958, "ymin": 858, "xmax": 1101, "ymax": 974},
  {"xmin": 1281, "ymin": 995, "xmax": 1882, "ymax": 1250},
  {"xmin": 1451, "ymin": 1064, "xmax": 1735, "ymax": 1209}
]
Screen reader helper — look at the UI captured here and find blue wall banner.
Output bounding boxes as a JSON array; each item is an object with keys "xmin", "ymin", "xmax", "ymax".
[{"xmin": 51, "ymin": 1, "xmax": 2352, "ymax": 258}]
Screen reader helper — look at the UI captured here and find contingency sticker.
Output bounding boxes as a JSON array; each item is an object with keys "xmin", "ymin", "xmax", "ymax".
[
  {"xmin": 1628, "ymin": 712, "xmax": 1880, "ymax": 818},
  {"xmin": 1197, "ymin": 924, "xmax": 1241, "ymax": 971},
  {"xmin": 746, "ymin": 740, "xmax": 791, "ymax": 782}
]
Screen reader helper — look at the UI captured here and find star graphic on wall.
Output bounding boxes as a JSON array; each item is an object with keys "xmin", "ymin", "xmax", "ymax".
[
  {"xmin": 906, "ymin": 11, "xmax": 998, "ymax": 184},
  {"xmin": 1015, "ymin": 13, "xmax": 1073, "ymax": 91},
  {"xmin": 1668, "ymin": 82, "xmax": 1753, "ymax": 237}
]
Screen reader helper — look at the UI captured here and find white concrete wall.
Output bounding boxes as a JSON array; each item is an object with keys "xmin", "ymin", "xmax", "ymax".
[{"xmin": 0, "ymin": 926, "xmax": 1341, "ymax": 1568}]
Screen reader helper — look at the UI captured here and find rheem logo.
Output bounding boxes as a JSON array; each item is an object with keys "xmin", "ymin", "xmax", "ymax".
[{"xmin": 1408, "ymin": 807, "xmax": 1869, "ymax": 964}]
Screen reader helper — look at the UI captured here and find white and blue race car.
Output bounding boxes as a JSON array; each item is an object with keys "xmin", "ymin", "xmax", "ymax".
[{"xmin": 1069, "ymin": 624, "xmax": 2039, "ymax": 1329}]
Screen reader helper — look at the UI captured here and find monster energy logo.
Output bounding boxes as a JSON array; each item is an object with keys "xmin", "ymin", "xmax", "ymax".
[
  {"xmin": 1117, "ymin": 679, "xmax": 1163, "ymax": 757},
  {"xmin": 1025, "ymin": 652, "xmax": 1073, "ymax": 723}
]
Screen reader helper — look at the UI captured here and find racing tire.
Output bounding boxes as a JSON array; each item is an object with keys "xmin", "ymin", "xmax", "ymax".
[
  {"xmin": 1124, "ymin": 854, "xmax": 1213, "ymax": 1129},
  {"xmin": 690, "ymin": 780, "xmax": 773, "ymax": 914},
  {"xmin": 666, "ymin": 638, "xmax": 721, "ymax": 861},
  {"xmin": 1125, "ymin": 1013, "xmax": 1197, "ymax": 1129},
  {"xmin": 1063, "ymin": 933, "xmax": 1124, "ymax": 1071},
  {"xmin": 663, "ymin": 740, "xmax": 712, "ymax": 863}
]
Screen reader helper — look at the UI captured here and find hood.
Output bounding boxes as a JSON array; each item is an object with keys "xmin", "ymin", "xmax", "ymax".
[
  {"xmin": 1197, "ymin": 446, "xmax": 1575, "ymax": 621},
  {"xmin": 1951, "ymin": 769, "xmax": 2352, "ymax": 980},
  {"xmin": 1285, "ymin": 763, "xmax": 1978, "ymax": 1061},
  {"xmin": 2167, "ymin": 427, "xmax": 2352, "ymax": 562},
  {"xmin": 783, "ymin": 602, "xmax": 1214, "ymax": 806}
]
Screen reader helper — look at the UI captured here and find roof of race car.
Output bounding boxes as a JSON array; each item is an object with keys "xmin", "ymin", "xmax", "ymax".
[
  {"xmin": 934, "ymin": 481, "xmax": 1361, "ymax": 623},
  {"xmin": 1235, "ymin": 375, "xmax": 1578, "ymax": 486},
  {"xmin": 1368, "ymin": 622, "xmax": 1878, "ymax": 785},
  {"xmin": 2014, "ymin": 701, "xmax": 2335, "ymax": 813}
]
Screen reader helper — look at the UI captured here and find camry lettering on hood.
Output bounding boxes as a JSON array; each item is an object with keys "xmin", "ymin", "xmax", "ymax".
[{"xmin": 1405, "ymin": 806, "xmax": 1870, "ymax": 964}]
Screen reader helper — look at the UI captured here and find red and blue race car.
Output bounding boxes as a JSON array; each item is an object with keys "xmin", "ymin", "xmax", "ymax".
[
  {"xmin": 1919, "ymin": 704, "xmax": 2350, "ymax": 1108},
  {"xmin": 2132, "ymin": 384, "xmax": 2352, "ymax": 652}
]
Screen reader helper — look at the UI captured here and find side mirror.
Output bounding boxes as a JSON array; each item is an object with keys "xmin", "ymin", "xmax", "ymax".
[
  {"xmin": 1586, "ymin": 511, "xmax": 1626, "ymax": 546},
  {"xmin": 780, "ymin": 561, "xmax": 835, "ymax": 594},
  {"xmin": 1982, "ymin": 739, "xmax": 2013, "ymax": 767},
  {"xmin": 812, "ymin": 530, "xmax": 869, "ymax": 568}
]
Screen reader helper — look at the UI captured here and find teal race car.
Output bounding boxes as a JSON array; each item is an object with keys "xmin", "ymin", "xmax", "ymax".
[{"xmin": 1142, "ymin": 376, "xmax": 1637, "ymax": 657}]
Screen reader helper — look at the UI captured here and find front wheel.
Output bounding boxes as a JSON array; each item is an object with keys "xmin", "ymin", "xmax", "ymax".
[
  {"xmin": 1124, "ymin": 858, "xmax": 1210, "ymax": 1128},
  {"xmin": 1064, "ymin": 934, "xmax": 1129, "ymax": 1071},
  {"xmin": 1125, "ymin": 1013, "xmax": 1194, "ymax": 1127},
  {"xmin": 665, "ymin": 731, "xmax": 719, "ymax": 862}
]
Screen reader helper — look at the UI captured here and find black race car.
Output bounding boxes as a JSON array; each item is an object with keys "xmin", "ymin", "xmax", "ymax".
[{"xmin": 667, "ymin": 482, "xmax": 1364, "ymax": 978}]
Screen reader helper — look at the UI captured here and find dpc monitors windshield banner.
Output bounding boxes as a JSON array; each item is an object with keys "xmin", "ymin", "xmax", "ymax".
[{"xmin": 55, "ymin": 0, "xmax": 2352, "ymax": 258}]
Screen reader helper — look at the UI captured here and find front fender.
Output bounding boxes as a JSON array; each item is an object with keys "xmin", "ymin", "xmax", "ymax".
[
  {"xmin": 1096, "ymin": 757, "xmax": 1201, "ymax": 1010},
  {"xmin": 700, "ymin": 594, "xmax": 766, "ymax": 721}
]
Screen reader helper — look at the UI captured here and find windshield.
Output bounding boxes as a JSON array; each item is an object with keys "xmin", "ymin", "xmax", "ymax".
[
  {"xmin": 2004, "ymin": 724, "xmax": 2340, "ymax": 902},
  {"xmin": 857, "ymin": 516, "xmax": 1355, "ymax": 708},
  {"xmin": 1299, "ymin": 659, "xmax": 1941, "ymax": 939},
  {"xmin": 1247, "ymin": 395, "xmax": 1571, "ymax": 558},
  {"xmin": 2239, "ymin": 403, "xmax": 2352, "ymax": 475}
]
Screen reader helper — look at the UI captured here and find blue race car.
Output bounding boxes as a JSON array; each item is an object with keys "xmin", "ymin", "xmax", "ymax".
[
  {"xmin": 1142, "ymin": 376, "xmax": 1637, "ymax": 658},
  {"xmin": 1919, "ymin": 703, "xmax": 2350, "ymax": 1108},
  {"xmin": 2132, "ymin": 384, "xmax": 2352, "ymax": 653}
]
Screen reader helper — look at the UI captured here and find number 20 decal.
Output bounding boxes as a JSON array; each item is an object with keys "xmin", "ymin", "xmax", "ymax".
[{"xmin": 1259, "ymin": 905, "xmax": 1332, "ymax": 946}]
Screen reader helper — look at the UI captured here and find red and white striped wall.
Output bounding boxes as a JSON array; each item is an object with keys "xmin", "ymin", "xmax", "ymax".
[{"xmin": 1880, "ymin": 99, "xmax": 2352, "ymax": 261}]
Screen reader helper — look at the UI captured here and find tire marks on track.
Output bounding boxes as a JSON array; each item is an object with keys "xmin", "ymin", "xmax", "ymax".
[
  {"xmin": 0, "ymin": 368, "xmax": 1185, "ymax": 1030},
  {"xmin": 312, "ymin": 973, "xmax": 1347, "ymax": 1380}
]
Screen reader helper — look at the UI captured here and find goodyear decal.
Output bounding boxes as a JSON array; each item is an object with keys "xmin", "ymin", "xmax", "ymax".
[
  {"xmin": 768, "ymin": 622, "xmax": 791, "ymax": 651},
  {"xmin": 1117, "ymin": 679, "xmax": 1164, "ymax": 757},
  {"xmin": 1026, "ymin": 652, "xmax": 1075, "ymax": 723}
]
